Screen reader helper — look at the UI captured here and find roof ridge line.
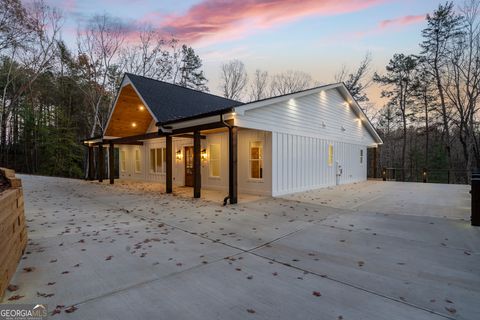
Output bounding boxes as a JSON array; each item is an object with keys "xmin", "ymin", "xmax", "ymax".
[{"xmin": 125, "ymin": 72, "xmax": 242, "ymax": 104}]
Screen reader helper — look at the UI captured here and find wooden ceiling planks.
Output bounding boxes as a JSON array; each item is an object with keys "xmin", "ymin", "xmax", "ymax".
[{"xmin": 104, "ymin": 84, "xmax": 154, "ymax": 137}]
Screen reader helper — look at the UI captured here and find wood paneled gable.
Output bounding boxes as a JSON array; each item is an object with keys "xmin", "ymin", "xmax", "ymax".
[{"xmin": 104, "ymin": 84, "xmax": 154, "ymax": 137}]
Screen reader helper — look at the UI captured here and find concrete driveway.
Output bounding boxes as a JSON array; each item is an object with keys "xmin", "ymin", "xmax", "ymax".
[{"xmin": 3, "ymin": 176, "xmax": 479, "ymax": 320}]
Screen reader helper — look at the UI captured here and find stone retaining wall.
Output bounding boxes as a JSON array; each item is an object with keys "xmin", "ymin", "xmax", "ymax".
[{"xmin": 0, "ymin": 168, "xmax": 27, "ymax": 301}]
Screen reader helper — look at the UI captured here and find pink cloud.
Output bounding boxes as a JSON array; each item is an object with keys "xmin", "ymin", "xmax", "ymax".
[
  {"xmin": 343, "ymin": 13, "xmax": 426, "ymax": 40},
  {"xmin": 379, "ymin": 14, "xmax": 426, "ymax": 29},
  {"xmin": 140, "ymin": 0, "xmax": 389, "ymax": 44}
]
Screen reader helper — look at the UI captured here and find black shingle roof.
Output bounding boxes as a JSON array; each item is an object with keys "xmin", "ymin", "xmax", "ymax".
[{"xmin": 126, "ymin": 73, "xmax": 242, "ymax": 125}]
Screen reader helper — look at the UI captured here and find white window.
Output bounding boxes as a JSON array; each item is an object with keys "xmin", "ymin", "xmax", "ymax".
[
  {"xmin": 209, "ymin": 144, "xmax": 220, "ymax": 177},
  {"xmin": 360, "ymin": 149, "xmax": 364, "ymax": 164},
  {"xmin": 328, "ymin": 144, "xmax": 334, "ymax": 167},
  {"xmin": 134, "ymin": 149, "xmax": 141, "ymax": 173},
  {"xmin": 249, "ymin": 141, "xmax": 263, "ymax": 179},
  {"xmin": 150, "ymin": 147, "xmax": 166, "ymax": 174},
  {"xmin": 120, "ymin": 150, "xmax": 126, "ymax": 172}
]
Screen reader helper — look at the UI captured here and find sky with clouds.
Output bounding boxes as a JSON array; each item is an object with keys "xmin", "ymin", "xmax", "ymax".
[{"xmin": 34, "ymin": 0, "xmax": 464, "ymax": 106}]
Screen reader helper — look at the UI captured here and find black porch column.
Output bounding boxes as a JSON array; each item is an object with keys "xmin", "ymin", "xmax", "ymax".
[
  {"xmin": 109, "ymin": 143, "xmax": 114, "ymax": 184},
  {"xmin": 193, "ymin": 130, "xmax": 201, "ymax": 198},
  {"xmin": 229, "ymin": 126, "xmax": 238, "ymax": 204},
  {"xmin": 166, "ymin": 135, "xmax": 173, "ymax": 193},
  {"xmin": 88, "ymin": 146, "xmax": 95, "ymax": 180},
  {"xmin": 98, "ymin": 144, "xmax": 104, "ymax": 182},
  {"xmin": 373, "ymin": 147, "xmax": 377, "ymax": 178}
]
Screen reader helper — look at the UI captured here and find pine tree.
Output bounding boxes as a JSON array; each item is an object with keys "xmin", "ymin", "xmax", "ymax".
[{"xmin": 178, "ymin": 45, "xmax": 208, "ymax": 91}]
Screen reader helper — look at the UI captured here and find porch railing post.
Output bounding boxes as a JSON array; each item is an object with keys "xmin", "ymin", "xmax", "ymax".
[
  {"xmin": 98, "ymin": 144, "xmax": 104, "ymax": 182},
  {"xmin": 193, "ymin": 131, "xmax": 201, "ymax": 198},
  {"xmin": 109, "ymin": 143, "xmax": 114, "ymax": 184},
  {"xmin": 471, "ymin": 170, "xmax": 480, "ymax": 226},
  {"xmin": 228, "ymin": 126, "xmax": 238, "ymax": 204},
  {"xmin": 166, "ymin": 135, "xmax": 173, "ymax": 193},
  {"xmin": 88, "ymin": 145, "xmax": 95, "ymax": 180}
]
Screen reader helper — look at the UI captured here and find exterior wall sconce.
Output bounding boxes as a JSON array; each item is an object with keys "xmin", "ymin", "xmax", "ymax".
[
  {"xmin": 176, "ymin": 149, "xmax": 182, "ymax": 161},
  {"xmin": 201, "ymin": 148, "xmax": 207, "ymax": 161},
  {"xmin": 341, "ymin": 126, "xmax": 346, "ymax": 131}
]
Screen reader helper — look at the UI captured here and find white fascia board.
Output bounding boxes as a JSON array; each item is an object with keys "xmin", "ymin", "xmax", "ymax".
[
  {"xmin": 102, "ymin": 74, "xmax": 158, "ymax": 138},
  {"xmin": 336, "ymin": 85, "xmax": 383, "ymax": 145}
]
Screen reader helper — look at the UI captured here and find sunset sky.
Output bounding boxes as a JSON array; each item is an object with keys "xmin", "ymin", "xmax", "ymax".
[{"xmin": 40, "ymin": 0, "xmax": 462, "ymax": 106}]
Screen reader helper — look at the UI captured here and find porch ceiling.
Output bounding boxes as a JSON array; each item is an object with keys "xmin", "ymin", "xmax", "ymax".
[{"xmin": 104, "ymin": 84, "xmax": 153, "ymax": 137}]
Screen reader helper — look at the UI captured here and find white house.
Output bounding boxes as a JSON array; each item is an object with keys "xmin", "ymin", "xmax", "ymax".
[{"xmin": 84, "ymin": 73, "xmax": 382, "ymax": 203}]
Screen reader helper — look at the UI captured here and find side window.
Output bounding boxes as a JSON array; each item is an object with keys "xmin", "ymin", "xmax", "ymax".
[
  {"xmin": 328, "ymin": 144, "xmax": 334, "ymax": 167},
  {"xmin": 120, "ymin": 150, "xmax": 126, "ymax": 172},
  {"xmin": 209, "ymin": 144, "xmax": 220, "ymax": 177},
  {"xmin": 135, "ymin": 149, "xmax": 141, "ymax": 173},
  {"xmin": 249, "ymin": 141, "xmax": 263, "ymax": 179},
  {"xmin": 150, "ymin": 148, "xmax": 166, "ymax": 173},
  {"xmin": 360, "ymin": 149, "xmax": 364, "ymax": 164}
]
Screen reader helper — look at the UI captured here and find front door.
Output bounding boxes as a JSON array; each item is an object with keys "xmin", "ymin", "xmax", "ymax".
[{"xmin": 184, "ymin": 146, "xmax": 194, "ymax": 187}]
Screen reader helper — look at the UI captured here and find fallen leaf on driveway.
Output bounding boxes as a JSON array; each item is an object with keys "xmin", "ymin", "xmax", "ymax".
[
  {"xmin": 47, "ymin": 282, "xmax": 56, "ymax": 286},
  {"xmin": 357, "ymin": 261, "xmax": 364, "ymax": 267},
  {"xmin": 61, "ymin": 271, "xmax": 69, "ymax": 274},
  {"xmin": 37, "ymin": 291, "xmax": 54, "ymax": 298},
  {"xmin": 65, "ymin": 306, "xmax": 78, "ymax": 313},
  {"xmin": 23, "ymin": 267, "xmax": 35, "ymax": 272},
  {"xmin": 105, "ymin": 255, "xmax": 113, "ymax": 261},
  {"xmin": 445, "ymin": 307, "xmax": 456, "ymax": 314},
  {"xmin": 8, "ymin": 295, "xmax": 24, "ymax": 301},
  {"xmin": 51, "ymin": 309, "xmax": 61, "ymax": 316},
  {"xmin": 246, "ymin": 309, "xmax": 256, "ymax": 314},
  {"xmin": 7, "ymin": 284, "xmax": 18, "ymax": 292},
  {"xmin": 312, "ymin": 291, "xmax": 322, "ymax": 297}
]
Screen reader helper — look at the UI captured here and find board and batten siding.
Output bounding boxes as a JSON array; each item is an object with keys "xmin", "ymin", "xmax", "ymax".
[
  {"xmin": 235, "ymin": 87, "xmax": 375, "ymax": 196},
  {"xmin": 117, "ymin": 129, "xmax": 272, "ymax": 196}
]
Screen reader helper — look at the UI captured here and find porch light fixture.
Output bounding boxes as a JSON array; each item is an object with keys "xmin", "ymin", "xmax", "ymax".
[
  {"xmin": 131, "ymin": 122, "xmax": 137, "ymax": 127},
  {"xmin": 176, "ymin": 149, "xmax": 182, "ymax": 160},
  {"xmin": 201, "ymin": 148, "xmax": 207, "ymax": 161}
]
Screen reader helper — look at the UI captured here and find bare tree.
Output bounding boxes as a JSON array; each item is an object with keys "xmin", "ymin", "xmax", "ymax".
[
  {"xmin": 219, "ymin": 59, "xmax": 248, "ymax": 100},
  {"xmin": 120, "ymin": 26, "xmax": 173, "ymax": 80},
  {"xmin": 444, "ymin": 0, "xmax": 480, "ymax": 173},
  {"xmin": 270, "ymin": 70, "xmax": 312, "ymax": 96},
  {"xmin": 0, "ymin": 0, "xmax": 35, "ymax": 52},
  {"xmin": 249, "ymin": 69, "xmax": 269, "ymax": 101},
  {"xmin": 77, "ymin": 14, "xmax": 125, "ymax": 136},
  {"xmin": 1, "ymin": 0, "xmax": 62, "ymax": 163},
  {"xmin": 335, "ymin": 52, "xmax": 372, "ymax": 102}
]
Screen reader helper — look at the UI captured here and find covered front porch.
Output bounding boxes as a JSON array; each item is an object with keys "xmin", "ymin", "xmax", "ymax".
[{"xmin": 84, "ymin": 118, "xmax": 242, "ymax": 204}]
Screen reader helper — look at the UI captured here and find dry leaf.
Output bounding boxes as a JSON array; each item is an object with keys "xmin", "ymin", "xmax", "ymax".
[
  {"xmin": 312, "ymin": 291, "xmax": 322, "ymax": 297},
  {"xmin": 7, "ymin": 284, "xmax": 18, "ymax": 292},
  {"xmin": 8, "ymin": 295, "xmax": 24, "ymax": 301},
  {"xmin": 246, "ymin": 309, "xmax": 256, "ymax": 314},
  {"xmin": 65, "ymin": 306, "xmax": 78, "ymax": 313},
  {"xmin": 445, "ymin": 307, "xmax": 456, "ymax": 314}
]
